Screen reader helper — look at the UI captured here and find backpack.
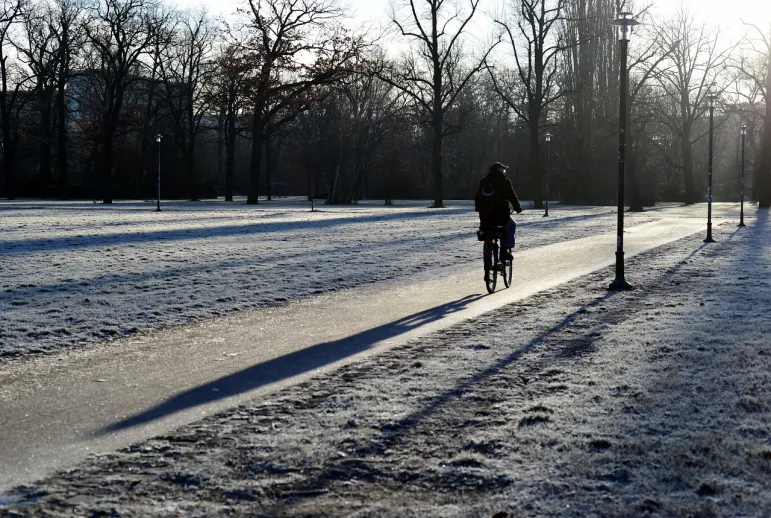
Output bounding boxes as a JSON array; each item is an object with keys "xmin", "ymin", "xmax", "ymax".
[{"xmin": 475, "ymin": 180, "xmax": 498, "ymax": 217}]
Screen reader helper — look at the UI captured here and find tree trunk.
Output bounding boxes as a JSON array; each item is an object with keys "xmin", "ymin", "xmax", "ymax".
[
  {"xmin": 39, "ymin": 104, "xmax": 52, "ymax": 188},
  {"xmin": 56, "ymin": 85, "xmax": 69, "ymax": 196},
  {"xmin": 529, "ymin": 116, "xmax": 543, "ymax": 209},
  {"xmin": 225, "ymin": 112, "xmax": 235, "ymax": 202},
  {"xmin": 217, "ymin": 105, "xmax": 225, "ymax": 195},
  {"xmin": 432, "ymin": 32, "xmax": 444, "ymax": 209},
  {"xmin": 186, "ymin": 147, "xmax": 197, "ymax": 201},
  {"xmin": 266, "ymin": 133, "xmax": 272, "ymax": 201},
  {"xmin": 759, "ymin": 55, "xmax": 771, "ymax": 208},
  {"xmin": 2, "ymin": 118, "xmax": 15, "ymax": 199},
  {"xmin": 576, "ymin": 0, "xmax": 594, "ymax": 204},
  {"xmin": 2, "ymin": 141, "xmax": 15, "ymax": 200},
  {"xmin": 627, "ymin": 144, "xmax": 643, "ymax": 211},
  {"xmin": 627, "ymin": 104, "xmax": 643, "ymax": 211},
  {"xmin": 351, "ymin": 139, "xmax": 363, "ymax": 202},
  {"xmin": 101, "ymin": 131, "xmax": 114, "ymax": 204},
  {"xmin": 306, "ymin": 166, "xmax": 312, "ymax": 201},
  {"xmin": 682, "ymin": 124, "xmax": 695, "ymax": 204},
  {"xmin": 431, "ymin": 114, "xmax": 443, "ymax": 207},
  {"xmin": 187, "ymin": 102, "xmax": 198, "ymax": 201},
  {"xmin": 247, "ymin": 112, "xmax": 264, "ymax": 205}
]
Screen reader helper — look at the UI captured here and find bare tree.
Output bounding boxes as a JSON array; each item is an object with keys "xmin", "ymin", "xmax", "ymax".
[
  {"xmin": 343, "ymin": 70, "xmax": 404, "ymax": 202},
  {"xmin": 0, "ymin": 0, "xmax": 29, "ymax": 200},
  {"xmin": 652, "ymin": 9, "xmax": 732, "ymax": 204},
  {"xmin": 488, "ymin": 0, "xmax": 567, "ymax": 210},
  {"xmin": 625, "ymin": 18, "xmax": 672, "ymax": 211},
  {"xmin": 158, "ymin": 8, "xmax": 216, "ymax": 201},
  {"xmin": 382, "ymin": 0, "xmax": 496, "ymax": 207},
  {"xmin": 51, "ymin": 0, "xmax": 84, "ymax": 194},
  {"xmin": 211, "ymin": 40, "xmax": 251, "ymax": 201},
  {"xmin": 738, "ymin": 19, "xmax": 771, "ymax": 207},
  {"xmin": 562, "ymin": 0, "xmax": 615, "ymax": 203},
  {"xmin": 239, "ymin": 0, "xmax": 364, "ymax": 205},
  {"xmin": 82, "ymin": 0, "xmax": 160, "ymax": 203},
  {"xmin": 16, "ymin": 1, "xmax": 59, "ymax": 187}
]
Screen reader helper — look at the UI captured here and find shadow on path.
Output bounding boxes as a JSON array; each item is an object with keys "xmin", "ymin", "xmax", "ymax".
[
  {"xmin": 1, "ymin": 208, "xmax": 472, "ymax": 253},
  {"xmin": 100, "ymin": 293, "xmax": 485, "ymax": 435}
]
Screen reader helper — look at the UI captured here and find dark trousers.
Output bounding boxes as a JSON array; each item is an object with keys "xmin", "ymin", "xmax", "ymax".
[{"xmin": 503, "ymin": 218, "xmax": 516, "ymax": 249}]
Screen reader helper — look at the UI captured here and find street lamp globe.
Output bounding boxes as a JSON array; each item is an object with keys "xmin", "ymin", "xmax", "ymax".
[
  {"xmin": 612, "ymin": 11, "xmax": 639, "ymax": 41},
  {"xmin": 156, "ymin": 133, "xmax": 162, "ymax": 143},
  {"xmin": 741, "ymin": 124, "xmax": 747, "ymax": 136},
  {"xmin": 545, "ymin": 132, "xmax": 551, "ymax": 142}
]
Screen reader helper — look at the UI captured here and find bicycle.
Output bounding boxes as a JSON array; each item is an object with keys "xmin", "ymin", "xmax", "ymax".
[{"xmin": 477, "ymin": 225, "xmax": 512, "ymax": 294}]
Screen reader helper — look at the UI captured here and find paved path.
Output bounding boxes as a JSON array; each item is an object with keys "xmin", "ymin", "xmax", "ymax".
[{"xmin": 0, "ymin": 215, "xmax": 716, "ymax": 491}]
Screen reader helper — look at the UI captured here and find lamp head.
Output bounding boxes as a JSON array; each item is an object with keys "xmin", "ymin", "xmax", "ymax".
[
  {"xmin": 612, "ymin": 11, "xmax": 640, "ymax": 41},
  {"xmin": 740, "ymin": 124, "xmax": 747, "ymax": 136},
  {"xmin": 707, "ymin": 95, "xmax": 717, "ymax": 108},
  {"xmin": 156, "ymin": 133, "xmax": 162, "ymax": 143},
  {"xmin": 545, "ymin": 132, "xmax": 551, "ymax": 142}
]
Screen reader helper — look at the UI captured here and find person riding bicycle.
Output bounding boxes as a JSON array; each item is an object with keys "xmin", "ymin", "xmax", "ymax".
[{"xmin": 475, "ymin": 162, "xmax": 523, "ymax": 262}]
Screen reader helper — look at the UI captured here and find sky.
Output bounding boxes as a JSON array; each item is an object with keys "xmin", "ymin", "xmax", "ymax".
[{"xmin": 177, "ymin": 0, "xmax": 771, "ymax": 49}]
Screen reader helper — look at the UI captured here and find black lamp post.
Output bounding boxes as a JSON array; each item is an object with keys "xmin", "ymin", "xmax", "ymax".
[
  {"xmin": 739, "ymin": 124, "xmax": 747, "ymax": 228},
  {"xmin": 705, "ymin": 95, "xmax": 716, "ymax": 242},
  {"xmin": 609, "ymin": 11, "xmax": 639, "ymax": 292},
  {"xmin": 155, "ymin": 133, "xmax": 162, "ymax": 212},
  {"xmin": 544, "ymin": 132, "xmax": 551, "ymax": 217}
]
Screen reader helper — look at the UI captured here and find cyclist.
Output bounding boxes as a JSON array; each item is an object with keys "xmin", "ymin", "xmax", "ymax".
[{"xmin": 476, "ymin": 162, "xmax": 523, "ymax": 262}]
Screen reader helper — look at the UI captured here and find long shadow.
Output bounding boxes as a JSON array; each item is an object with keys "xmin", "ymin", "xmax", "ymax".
[
  {"xmin": 519, "ymin": 209, "xmax": 615, "ymax": 226},
  {"xmin": 99, "ymin": 293, "xmax": 486, "ymax": 435},
  {"xmin": 1, "ymin": 207, "xmax": 623, "ymax": 256},
  {"xmin": 255, "ymin": 234, "xmax": 731, "ymax": 510},
  {"xmin": 1, "ymin": 229, "xmax": 475, "ymax": 300},
  {"xmin": 0, "ymin": 209, "xmax": 473, "ymax": 254}
]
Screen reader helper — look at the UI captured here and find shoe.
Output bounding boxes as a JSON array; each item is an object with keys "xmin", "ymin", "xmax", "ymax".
[{"xmin": 499, "ymin": 251, "xmax": 513, "ymax": 262}]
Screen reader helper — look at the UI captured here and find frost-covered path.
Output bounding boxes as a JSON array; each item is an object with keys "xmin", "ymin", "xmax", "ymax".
[
  {"xmin": 2, "ymin": 208, "xmax": 769, "ymax": 517},
  {"xmin": 0, "ymin": 203, "xmax": 714, "ymax": 492}
]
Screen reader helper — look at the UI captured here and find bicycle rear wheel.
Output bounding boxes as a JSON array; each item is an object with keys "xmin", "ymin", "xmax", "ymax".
[
  {"xmin": 502, "ymin": 248, "xmax": 513, "ymax": 288},
  {"xmin": 484, "ymin": 242, "xmax": 498, "ymax": 293}
]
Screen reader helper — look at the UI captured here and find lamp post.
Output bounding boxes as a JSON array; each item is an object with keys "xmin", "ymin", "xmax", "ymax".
[
  {"xmin": 739, "ymin": 124, "xmax": 747, "ymax": 228},
  {"xmin": 705, "ymin": 95, "xmax": 716, "ymax": 242},
  {"xmin": 544, "ymin": 132, "xmax": 551, "ymax": 217},
  {"xmin": 608, "ymin": 11, "xmax": 639, "ymax": 291},
  {"xmin": 155, "ymin": 133, "xmax": 162, "ymax": 212}
]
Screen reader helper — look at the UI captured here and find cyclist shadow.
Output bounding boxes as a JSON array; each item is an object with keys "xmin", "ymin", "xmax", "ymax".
[{"xmin": 100, "ymin": 293, "xmax": 485, "ymax": 435}]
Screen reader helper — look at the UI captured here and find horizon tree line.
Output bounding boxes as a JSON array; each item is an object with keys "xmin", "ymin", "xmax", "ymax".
[{"xmin": 0, "ymin": 0, "xmax": 769, "ymax": 209}]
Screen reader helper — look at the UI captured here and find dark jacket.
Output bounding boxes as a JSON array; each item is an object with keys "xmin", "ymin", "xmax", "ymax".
[{"xmin": 478, "ymin": 170, "xmax": 522, "ymax": 226}]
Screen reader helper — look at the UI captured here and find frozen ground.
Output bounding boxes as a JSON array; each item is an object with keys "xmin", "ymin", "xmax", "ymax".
[
  {"xmin": 3, "ymin": 209, "xmax": 769, "ymax": 516},
  {"xmin": 0, "ymin": 198, "xmax": 665, "ymax": 362}
]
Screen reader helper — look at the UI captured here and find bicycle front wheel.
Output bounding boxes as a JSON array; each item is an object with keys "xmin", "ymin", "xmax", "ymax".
[{"xmin": 502, "ymin": 248, "xmax": 513, "ymax": 288}]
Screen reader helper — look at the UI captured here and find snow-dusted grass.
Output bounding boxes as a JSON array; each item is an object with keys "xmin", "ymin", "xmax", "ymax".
[
  {"xmin": 4, "ymin": 208, "xmax": 769, "ymax": 516},
  {"xmin": 1, "ymin": 197, "xmax": 660, "ymax": 361}
]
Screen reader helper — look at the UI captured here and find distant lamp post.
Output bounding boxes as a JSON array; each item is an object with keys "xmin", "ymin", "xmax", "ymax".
[
  {"xmin": 705, "ymin": 95, "xmax": 717, "ymax": 242},
  {"xmin": 544, "ymin": 132, "xmax": 551, "ymax": 217},
  {"xmin": 739, "ymin": 124, "xmax": 747, "ymax": 228},
  {"xmin": 609, "ymin": 11, "xmax": 639, "ymax": 291},
  {"xmin": 155, "ymin": 133, "xmax": 162, "ymax": 212}
]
